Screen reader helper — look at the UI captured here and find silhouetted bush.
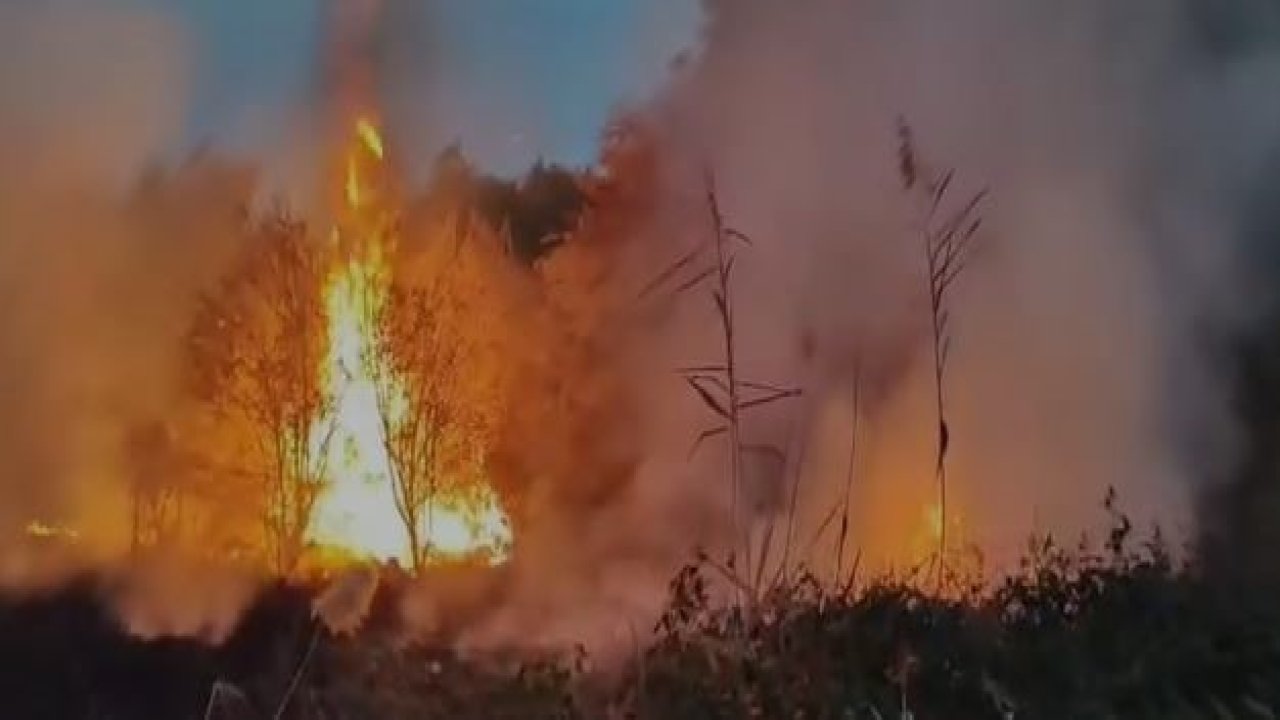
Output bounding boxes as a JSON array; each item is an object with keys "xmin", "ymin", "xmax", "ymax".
[{"xmin": 3, "ymin": 506, "xmax": 1278, "ymax": 719}]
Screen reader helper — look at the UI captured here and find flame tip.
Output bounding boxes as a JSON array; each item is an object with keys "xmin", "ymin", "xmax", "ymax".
[{"xmin": 305, "ymin": 116, "xmax": 512, "ymax": 571}]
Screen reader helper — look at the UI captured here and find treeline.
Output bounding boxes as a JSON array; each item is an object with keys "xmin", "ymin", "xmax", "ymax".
[{"xmin": 415, "ymin": 145, "xmax": 589, "ymax": 264}]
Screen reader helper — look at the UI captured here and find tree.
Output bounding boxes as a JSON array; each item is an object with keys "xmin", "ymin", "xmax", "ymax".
[
  {"xmin": 368, "ymin": 218, "xmax": 512, "ymax": 571},
  {"xmin": 489, "ymin": 112, "xmax": 657, "ymax": 526},
  {"xmin": 185, "ymin": 213, "xmax": 332, "ymax": 574},
  {"xmin": 369, "ymin": 283, "xmax": 459, "ymax": 572},
  {"xmin": 410, "ymin": 145, "xmax": 588, "ymax": 266},
  {"xmin": 510, "ymin": 161, "xmax": 587, "ymax": 261}
]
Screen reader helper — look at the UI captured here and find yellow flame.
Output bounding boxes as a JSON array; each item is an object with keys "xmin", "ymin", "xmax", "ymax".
[
  {"xmin": 345, "ymin": 157, "xmax": 363, "ymax": 209},
  {"xmin": 355, "ymin": 118, "xmax": 384, "ymax": 159},
  {"xmin": 343, "ymin": 118, "xmax": 383, "ymax": 211},
  {"xmin": 926, "ymin": 503, "xmax": 943, "ymax": 543},
  {"xmin": 304, "ymin": 117, "xmax": 512, "ymax": 569},
  {"xmin": 25, "ymin": 521, "xmax": 80, "ymax": 542}
]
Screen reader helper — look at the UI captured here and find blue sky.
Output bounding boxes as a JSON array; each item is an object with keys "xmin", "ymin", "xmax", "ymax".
[{"xmin": 142, "ymin": 0, "xmax": 699, "ymax": 175}]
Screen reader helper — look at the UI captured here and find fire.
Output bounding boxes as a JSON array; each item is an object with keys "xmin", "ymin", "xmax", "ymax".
[
  {"xmin": 303, "ymin": 117, "xmax": 513, "ymax": 569},
  {"xmin": 915, "ymin": 501, "xmax": 965, "ymax": 560},
  {"xmin": 355, "ymin": 118, "xmax": 384, "ymax": 160},
  {"xmin": 25, "ymin": 521, "xmax": 79, "ymax": 542},
  {"xmin": 345, "ymin": 158, "xmax": 364, "ymax": 209},
  {"xmin": 926, "ymin": 502, "xmax": 944, "ymax": 543}
]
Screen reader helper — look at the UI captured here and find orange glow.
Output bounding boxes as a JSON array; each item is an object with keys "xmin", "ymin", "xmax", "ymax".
[
  {"xmin": 345, "ymin": 157, "xmax": 364, "ymax": 210},
  {"xmin": 911, "ymin": 500, "xmax": 964, "ymax": 563},
  {"xmin": 25, "ymin": 521, "xmax": 80, "ymax": 542},
  {"xmin": 355, "ymin": 118, "xmax": 384, "ymax": 160},
  {"xmin": 926, "ymin": 502, "xmax": 944, "ymax": 544},
  {"xmin": 304, "ymin": 117, "xmax": 513, "ymax": 569}
]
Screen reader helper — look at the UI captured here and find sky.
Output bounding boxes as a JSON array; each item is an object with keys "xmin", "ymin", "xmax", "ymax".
[{"xmin": 141, "ymin": 0, "xmax": 701, "ymax": 175}]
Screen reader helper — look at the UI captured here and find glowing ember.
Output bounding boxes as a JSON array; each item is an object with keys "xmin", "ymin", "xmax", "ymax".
[
  {"xmin": 304, "ymin": 118, "xmax": 513, "ymax": 569},
  {"xmin": 25, "ymin": 521, "xmax": 79, "ymax": 542},
  {"xmin": 355, "ymin": 118, "xmax": 384, "ymax": 160},
  {"xmin": 926, "ymin": 502, "xmax": 943, "ymax": 543},
  {"xmin": 345, "ymin": 157, "xmax": 364, "ymax": 210}
]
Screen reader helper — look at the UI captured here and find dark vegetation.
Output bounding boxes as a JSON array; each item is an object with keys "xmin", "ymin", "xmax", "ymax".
[
  {"xmin": 3, "ymin": 503, "xmax": 1280, "ymax": 719},
  {"xmin": 413, "ymin": 145, "xmax": 587, "ymax": 264},
  {"xmin": 1200, "ymin": 318, "xmax": 1280, "ymax": 597}
]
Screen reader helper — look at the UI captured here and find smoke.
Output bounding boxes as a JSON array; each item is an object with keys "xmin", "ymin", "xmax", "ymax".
[
  {"xmin": 313, "ymin": 564, "xmax": 380, "ymax": 636},
  {"xmin": 105, "ymin": 555, "xmax": 261, "ymax": 642},
  {"xmin": 0, "ymin": 1, "xmax": 258, "ymax": 634},
  {"xmin": 462, "ymin": 0, "xmax": 1280, "ymax": 652},
  {"xmin": 604, "ymin": 0, "xmax": 1280, "ymax": 576},
  {"xmin": 0, "ymin": 0, "xmax": 180, "ymax": 554}
]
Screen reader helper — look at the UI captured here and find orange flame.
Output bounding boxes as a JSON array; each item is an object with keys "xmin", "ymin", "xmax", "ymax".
[
  {"xmin": 304, "ymin": 118, "xmax": 512, "ymax": 569},
  {"xmin": 355, "ymin": 118, "xmax": 384, "ymax": 160},
  {"xmin": 25, "ymin": 521, "xmax": 80, "ymax": 542}
]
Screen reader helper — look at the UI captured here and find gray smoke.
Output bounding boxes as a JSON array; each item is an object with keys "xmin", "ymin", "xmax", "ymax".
[
  {"xmin": 0, "ymin": 1, "xmax": 257, "ymax": 634},
  {"xmin": 612, "ymin": 0, "xmax": 1280, "ymax": 574}
]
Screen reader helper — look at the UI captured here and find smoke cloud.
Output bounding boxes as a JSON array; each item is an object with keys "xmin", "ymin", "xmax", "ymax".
[
  {"xmin": 376, "ymin": 0, "xmax": 1280, "ymax": 654},
  {"xmin": 0, "ymin": 1, "xmax": 259, "ymax": 634},
  {"xmin": 613, "ymin": 0, "xmax": 1280, "ymax": 576}
]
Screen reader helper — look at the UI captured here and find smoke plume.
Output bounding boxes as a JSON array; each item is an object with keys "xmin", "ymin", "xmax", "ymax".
[
  {"xmin": 615, "ymin": 0, "xmax": 1280, "ymax": 576},
  {"xmin": 370, "ymin": 0, "xmax": 1280, "ymax": 653},
  {"xmin": 0, "ymin": 1, "xmax": 259, "ymax": 633}
]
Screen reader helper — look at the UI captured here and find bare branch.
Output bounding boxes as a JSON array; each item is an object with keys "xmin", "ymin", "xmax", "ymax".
[
  {"xmin": 689, "ymin": 426, "xmax": 729, "ymax": 459},
  {"xmin": 712, "ymin": 290, "xmax": 730, "ymax": 328},
  {"xmin": 684, "ymin": 373, "xmax": 731, "ymax": 395},
  {"xmin": 637, "ymin": 243, "xmax": 709, "ymax": 300},
  {"xmin": 671, "ymin": 266, "xmax": 717, "ymax": 295},
  {"xmin": 725, "ymin": 227, "xmax": 755, "ymax": 246},
  {"xmin": 930, "ymin": 169, "xmax": 955, "ymax": 212},
  {"xmin": 736, "ymin": 387, "xmax": 803, "ymax": 412},
  {"xmin": 934, "ymin": 189, "xmax": 988, "ymax": 243},
  {"xmin": 685, "ymin": 375, "xmax": 730, "ymax": 419},
  {"xmin": 736, "ymin": 380, "xmax": 798, "ymax": 395}
]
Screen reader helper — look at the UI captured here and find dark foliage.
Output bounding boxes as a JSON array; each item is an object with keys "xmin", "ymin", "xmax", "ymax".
[
  {"xmin": 416, "ymin": 146, "xmax": 588, "ymax": 265},
  {"xmin": 3, "ymin": 510, "xmax": 1279, "ymax": 720},
  {"xmin": 1202, "ymin": 317, "xmax": 1280, "ymax": 597},
  {"xmin": 0, "ymin": 579, "xmax": 311, "ymax": 720},
  {"xmin": 627, "ymin": 514, "xmax": 1280, "ymax": 720}
]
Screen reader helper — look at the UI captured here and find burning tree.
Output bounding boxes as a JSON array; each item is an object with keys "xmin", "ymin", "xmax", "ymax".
[
  {"xmin": 301, "ymin": 117, "xmax": 514, "ymax": 571},
  {"xmin": 365, "ymin": 223, "xmax": 514, "ymax": 571},
  {"xmin": 175, "ymin": 115, "xmax": 517, "ymax": 574},
  {"xmin": 186, "ymin": 213, "xmax": 332, "ymax": 574}
]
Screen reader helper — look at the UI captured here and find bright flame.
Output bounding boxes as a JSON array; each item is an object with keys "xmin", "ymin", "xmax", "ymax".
[
  {"xmin": 25, "ymin": 521, "xmax": 79, "ymax": 542},
  {"xmin": 345, "ymin": 157, "xmax": 364, "ymax": 210},
  {"xmin": 304, "ymin": 117, "xmax": 513, "ymax": 569},
  {"xmin": 926, "ymin": 502, "xmax": 943, "ymax": 543},
  {"xmin": 355, "ymin": 118, "xmax": 384, "ymax": 159}
]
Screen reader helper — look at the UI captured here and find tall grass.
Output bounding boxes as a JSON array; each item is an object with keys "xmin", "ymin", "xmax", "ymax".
[
  {"xmin": 641, "ymin": 170, "xmax": 801, "ymax": 601},
  {"xmin": 897, "ymin": 118, "xmax": 986, "ymax": 578}
]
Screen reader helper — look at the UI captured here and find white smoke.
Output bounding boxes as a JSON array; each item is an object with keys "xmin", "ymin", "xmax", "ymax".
[
  {"xmin": 620, "ymin": 0, "xmax": 1280, "ymax": 574},
  {"xmin": 0, "ymin": 1, "xmax": 257, "ymax": 633}
]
